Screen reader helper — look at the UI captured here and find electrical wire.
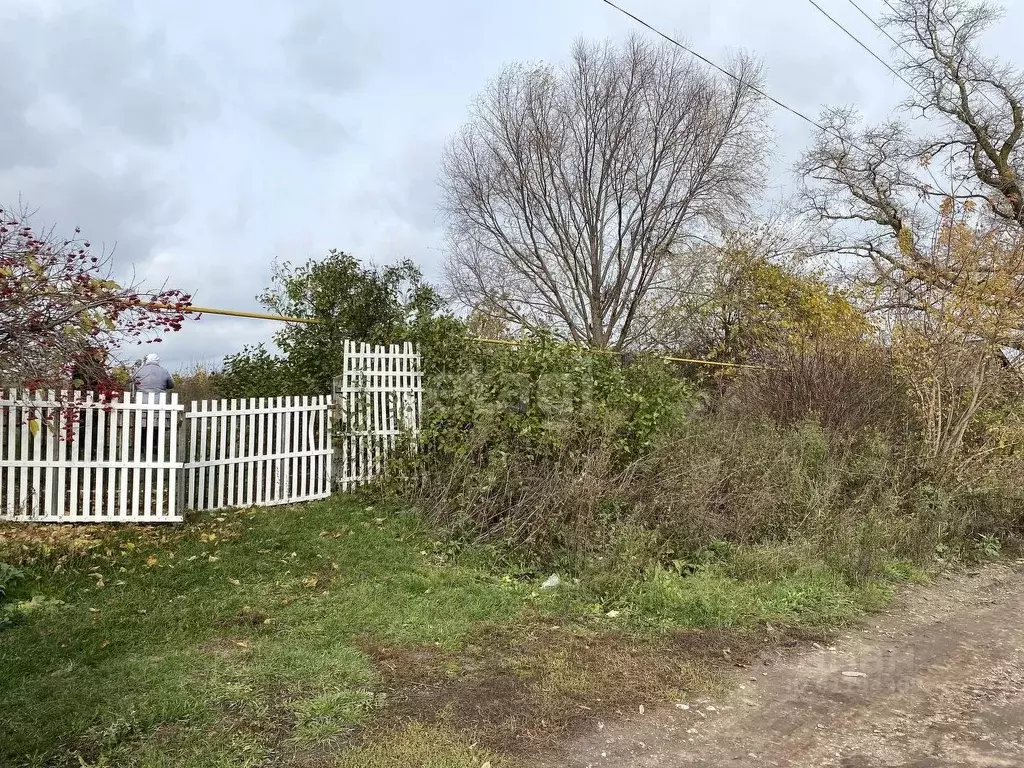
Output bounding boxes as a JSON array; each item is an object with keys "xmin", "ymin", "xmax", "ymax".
[
  {"xmin": 800, "ymin": 0, "xmax": 931, "ymax": 101},
  {"xmin": 844, "ymin": 0, "xmax": 917, "ymax": 58},
  {"xmin": 847, "ymin": 0, "xmax": 1007, "ymax": 115},
  {"xmin": 598, "ymin": 0, "xmax": 924, "ymax": 186},
  {"xmin": 600, "ymin": 0, "xmax": 837, "ymax": 138}
]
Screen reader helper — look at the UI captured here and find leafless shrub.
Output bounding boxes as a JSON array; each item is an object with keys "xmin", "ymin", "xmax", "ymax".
[{"xmin": 725, "ymin": 337, "xmax": 913, "ymax": 440}]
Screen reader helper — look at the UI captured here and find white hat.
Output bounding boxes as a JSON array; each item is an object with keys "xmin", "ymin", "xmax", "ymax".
[{"xmin": 144, "ymin": 353, "xmax": 160, "ymax": 364}]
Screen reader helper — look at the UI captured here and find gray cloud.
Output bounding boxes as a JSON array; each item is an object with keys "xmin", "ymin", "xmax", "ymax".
[
  {"xmin": 43, "ymin": 27, "xmax": 219, "ymax": 146},
  {"xmin": 281, "ymin": 1, "xmax": 368, "ymax": 95},
  {"xmin": 263, "ymin": 102, "xmax": 350, "ymax": 155},
  {"xmin": 4, "ymin": 4, "xmax": 219, "ymax": 150},
  {"xmin": 0, "ymin": 0, "xmax": 220, "ymax": 294}
]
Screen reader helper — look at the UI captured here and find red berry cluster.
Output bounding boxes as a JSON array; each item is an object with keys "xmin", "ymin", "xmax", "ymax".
[{"xmin": 0, "ymin": 207, "xmax": 195, "ymax": 439}]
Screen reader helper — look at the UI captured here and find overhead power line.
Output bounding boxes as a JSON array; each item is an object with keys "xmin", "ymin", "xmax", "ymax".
[
  {"xmin": 843, "ymin": 0, "xmax": 917, "ymax": 57},
  {"xmin": 598, "ymin": 0, "xmax": 1011, "ymax": 212},
  {"xmin": 599, "ymin": 0, "xmax": 837, "ymax": 137},
  {"xmin": 800, "ymin": 0, "xmax": 931, "ymax": 102},
  {"xmin": 804, "ymin": 0, "xmax": 1011, "ymax": 204},
  {"xmin": 844, "ymin": 0, "xmax": 1007, "ymax": 115},
  {"xmin": 598, "ymin": 0, "xmax": 918, "ymax": 180}
]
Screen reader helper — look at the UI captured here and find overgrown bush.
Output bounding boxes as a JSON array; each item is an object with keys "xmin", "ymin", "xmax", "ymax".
[
  {"xmin": 725, "ymin": 335, "xmax": 913, "ymax": 440},
  {"xmin": 219, "ymin": 344, "xmax": 296, "ymax": 399},
  {"xmin": 389, "ymin": 335, "xmax": 694, "ymax": 561},
  {"xmin": 388, "ymin": 329, "xmax": 1024, "ymax": 589}
]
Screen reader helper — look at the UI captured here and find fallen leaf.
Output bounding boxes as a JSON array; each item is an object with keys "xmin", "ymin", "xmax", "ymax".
[
  {"xmin": 234, "ymin": 640, "xmax": 250, "ymax": 648},
  {"xmin": 100, "ymin": 640, "xmax": 110, "ymax": 648},
  {"xmin": 145, "ymin": 555, "xmax": 158, "ymax": 568},
  {"xmin": 842, "ymin": 671, "xmax": 867, "ymax": 678},
  {"xmin": 89, "ymin": 607, "xmax": 99, "ymax": 613},
  {"xmin": 228, "ymin": 578, "xmax": 241, "ymax": 586},
  {"xmin": 302, "ymin": 575, "xmax": 318, "ymax": 588}
]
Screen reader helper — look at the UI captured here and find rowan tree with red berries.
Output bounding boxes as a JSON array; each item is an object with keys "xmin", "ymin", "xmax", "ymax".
[{"xmin": 0, "ymin": 205, "xmax": 193, "ymax": 406}]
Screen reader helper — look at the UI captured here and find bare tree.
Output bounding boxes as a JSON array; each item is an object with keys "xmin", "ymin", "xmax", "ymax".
[
  {"xmin": 798, "ymin": 0, "xmax": 1024, "ymax": 311},
  {"xmin": 441, "ymin": 36, "xmax": 771, "ymax": 350},
  {"xmin": 799, "ymin": 107, "xmax": 1024, "ymax": 339},
  {"xmin": 888, "ymin": 0, "xmax": 1023, "ymax": 225}
]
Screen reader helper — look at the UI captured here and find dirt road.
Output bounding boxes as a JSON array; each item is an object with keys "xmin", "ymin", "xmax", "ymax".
[{"xmin": 545, "ymin": 564, "xmax": 1024, "ymax": 767}]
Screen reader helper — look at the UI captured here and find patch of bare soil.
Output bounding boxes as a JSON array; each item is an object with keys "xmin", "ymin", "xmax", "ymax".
[
  {"xmin": 359, "ymin": 623, "xmax": 828, "ymax": 757},
  {"xmin": 541, "ymin": 563, "xmax": 1024, "ymax": 767}
]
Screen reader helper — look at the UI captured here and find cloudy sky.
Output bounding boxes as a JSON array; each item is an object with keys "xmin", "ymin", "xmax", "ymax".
[{"xmin": 3, "ymin": 0, "xmax": 1020, "ymax": 370}]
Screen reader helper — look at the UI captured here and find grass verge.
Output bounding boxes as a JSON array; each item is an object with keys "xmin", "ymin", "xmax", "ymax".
[{"xmin": 0, "ymin": 498, "xmax": 920, "ymax": 768}]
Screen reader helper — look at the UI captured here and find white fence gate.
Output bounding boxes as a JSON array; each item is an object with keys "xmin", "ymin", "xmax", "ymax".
[
  {"xmin": 0, "ymin": 390, "xmax": 184, "ymax": 522},
  {"xmin": 184, "ymin": 396, "xmax": 332, "ymax": 512},
  {"xmin": 0, "ymin": 343, "xmax": 421, "ymax": 523},
  {"xmin": 334, "ymin": 341, "xmax": 421, "ymax": 492}
]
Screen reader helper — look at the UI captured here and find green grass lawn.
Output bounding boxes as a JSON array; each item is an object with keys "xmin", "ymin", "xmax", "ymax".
[{"xmin": 0, "ymin": 498, "xmax": 917, "ymax": 768}]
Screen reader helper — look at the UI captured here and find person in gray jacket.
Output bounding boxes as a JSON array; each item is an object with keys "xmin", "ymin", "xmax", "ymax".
[
  {"xmin": 134, "ymin": 354, "xmax": 174, "ymax": 394},
  {"xmin": 133, "ymin": 354, "xmax": 174, "ymax": 456}
]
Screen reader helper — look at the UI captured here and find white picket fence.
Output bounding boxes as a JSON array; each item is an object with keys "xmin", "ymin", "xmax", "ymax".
[
  {"xmin": 185, "ymin": 396, "xmax": 332, "ymax": 512},
  {"xmin": 0, "ymin": 342, "xmax": 422, "ymax": 523},
  {"xmin": 334, "ymin": 340, "xmax": 422, "ymax": 492},
  {"xmin": 0, "ymin": 390, "xmax": 184, "ymax": 522}
]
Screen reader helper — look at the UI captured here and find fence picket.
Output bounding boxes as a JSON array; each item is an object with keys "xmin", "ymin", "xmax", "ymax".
[
  {"xmin": 94, "ymin": 394, "xmax": 106, "ymax": 517},
  {"xmin": 118, "ymin": 395, "xmax": 130, "ymax": 518},
  {"xmin": 169, "ymin": 394, "xmax": 180, "ymax": 518},
  {"xmin": 256, "ymin": 398, "xmax": 266, "ymax": 505},
  {"xmin": 187, "ymin": 399, "xmax": 198, "ymax": 510},
  {"xmin": 198, "ymin": 399, "xmax": 209, "ymax": 510},
  {"xmin": 154, "ymin": 392, "xmax": 166, "ymax": 517},
  {"xmin": 0, "ymin": 391, "xmax": 9, "ymax": 514}
]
